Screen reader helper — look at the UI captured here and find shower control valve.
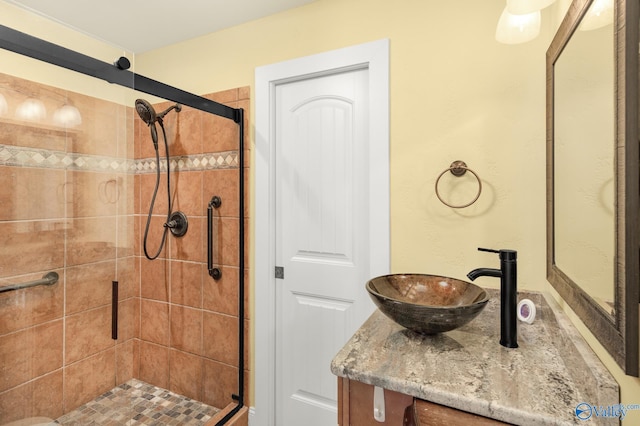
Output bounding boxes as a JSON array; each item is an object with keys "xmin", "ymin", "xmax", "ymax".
[{"xmin": 164, "ymin": 211, "xmax": 188, "ymax": 237}]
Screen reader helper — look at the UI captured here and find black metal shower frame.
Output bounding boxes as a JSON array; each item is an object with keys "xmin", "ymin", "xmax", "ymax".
[{"xmin": 0, "ymin": 24, "xmax": 245, "ymax": 425}]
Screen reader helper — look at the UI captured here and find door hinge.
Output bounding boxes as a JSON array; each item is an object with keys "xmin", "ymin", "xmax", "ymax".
[{"xmin": 275, "ymin": 266, "xmax": 284, "ymax": 279}]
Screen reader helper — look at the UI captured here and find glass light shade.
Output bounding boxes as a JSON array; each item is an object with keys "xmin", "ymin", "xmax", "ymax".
[
  {"xmin": 496, "ymin": 8, "xmax": 541, "ymax": 44},
  {"xmin": 16, "ymin": 98, "xmax": 46, "ymax": 121},
  {"xmin": 53, "ymin": 104, "xmax": 82, "ymax": 127},
  {"xmin": 0, "ymin": 94, "xmax": 7, "ymax": 116},
  {"xmin": 507, "ymin": 0, "xmax": 556, "ymax": 15},
  {"xmin": 579, "ymin": 0, "xmax": 614, "ymax": 31}
]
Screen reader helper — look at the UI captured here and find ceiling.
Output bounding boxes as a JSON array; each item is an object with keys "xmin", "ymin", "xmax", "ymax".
[{"xmin": 4, "ymin": 0, "xmax": 317, "ymax": 53}]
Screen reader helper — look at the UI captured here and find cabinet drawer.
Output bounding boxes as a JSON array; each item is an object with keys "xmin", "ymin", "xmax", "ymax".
[{"xmin": 406, "ymin": 398, "xmax": 511, "ymax": 426}]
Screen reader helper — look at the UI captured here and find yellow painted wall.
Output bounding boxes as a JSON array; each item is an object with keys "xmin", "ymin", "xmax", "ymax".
[{"xmin": 3, "ymin": 0, "xmax": 639, "ymax": 421}]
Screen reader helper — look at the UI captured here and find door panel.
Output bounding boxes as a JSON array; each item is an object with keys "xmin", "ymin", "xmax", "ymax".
[{"xmin": 275, "ymin": 68, "xmax": 373, "ymax": 425}]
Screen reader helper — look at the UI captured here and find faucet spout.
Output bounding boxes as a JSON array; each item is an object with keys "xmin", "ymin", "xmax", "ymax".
[
  {"xmin": 467, "ymin": 268, "xmax": 502, "ymax": 281},
  {"xmin": 468, "ymin": 248, "xmax": 518, "ymax": 349}
]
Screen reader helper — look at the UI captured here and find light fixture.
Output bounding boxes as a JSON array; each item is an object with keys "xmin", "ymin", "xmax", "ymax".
[
  {"xmin": 53, "ymin": 104, "xmax": 82, "ymax": 127},
  {"xmin": 495, "ymin": 7, "xmax": 541, "ymax": 44},
  {"xmin": 507, "ymin": 0, "xmax": 556, "ymax": 15},
  {"xmin": 579, "ymin": 0, "xmax": 614, "ymax": 31},
  {"xmin": 16, "ymin": 98, "xmax": 46, "ymax": 121},
  {"xmin": 0, "ymin": 94, "xmax": 7, "ymax": 116}
]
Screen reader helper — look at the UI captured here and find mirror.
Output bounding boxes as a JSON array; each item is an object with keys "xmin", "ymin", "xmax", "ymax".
[
  {"xmin": 554, "ymin": 2, "xmax": 615, "ymax": 316},
  {"xmin": 547, "ymin": 0, "xmax": 639, "ymax": 376}
]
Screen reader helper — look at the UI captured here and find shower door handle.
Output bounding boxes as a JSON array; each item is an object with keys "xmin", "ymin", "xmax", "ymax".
[{"xmin": 207, "ymin": 196, "xmax": 222, "ymax": 280}]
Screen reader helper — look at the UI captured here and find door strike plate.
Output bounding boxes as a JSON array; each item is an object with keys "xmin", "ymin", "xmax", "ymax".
[{"xmin": 275, "ymin": 266, "xmax": 284, "ymax": 279}]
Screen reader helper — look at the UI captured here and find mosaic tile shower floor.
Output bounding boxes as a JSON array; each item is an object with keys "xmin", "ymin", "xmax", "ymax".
[{"xmin": 54, "ymin": 379, "xmax": 220, "ymax": 426}]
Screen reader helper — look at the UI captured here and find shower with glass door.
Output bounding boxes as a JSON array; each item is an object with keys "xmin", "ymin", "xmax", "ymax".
[{"xmin": 0, "ymin": 20, "xmax": 246, "ymax": 426}]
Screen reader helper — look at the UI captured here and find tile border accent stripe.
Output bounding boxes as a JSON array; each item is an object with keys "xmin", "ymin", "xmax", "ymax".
[{"xmin": 0, "ymin": 144, "xmax": 238, "ymax": 173}]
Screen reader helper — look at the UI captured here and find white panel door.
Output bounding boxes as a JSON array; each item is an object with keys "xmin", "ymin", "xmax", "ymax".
[{"xmin": 275, "ymin": 68, "xmax": 374, "ymax": 425}]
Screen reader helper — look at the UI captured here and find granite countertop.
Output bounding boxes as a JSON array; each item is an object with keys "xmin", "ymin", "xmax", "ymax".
[{"xmin": 331, "ymin": 290, "xmax": 619, "ymax": 425}]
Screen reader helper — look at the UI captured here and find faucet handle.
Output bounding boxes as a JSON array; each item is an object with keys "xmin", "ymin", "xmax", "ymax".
[
  {"xmin": 478, "ymin": 247, "xmax": 517, "ymax": 261},
  {"xmin": 477, "ymin": 247, "xmax": 500, "ymax": 253}
]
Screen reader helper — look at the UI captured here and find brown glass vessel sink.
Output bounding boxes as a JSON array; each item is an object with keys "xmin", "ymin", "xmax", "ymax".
[{"xmin": 366, "ymin": 274, "xmax": 489, "ymax": 334}]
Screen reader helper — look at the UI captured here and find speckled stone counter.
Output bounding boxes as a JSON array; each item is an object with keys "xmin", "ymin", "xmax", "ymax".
[{"xmin": 331, "ymin": 291, "xmax": 619, "ymax": 425}]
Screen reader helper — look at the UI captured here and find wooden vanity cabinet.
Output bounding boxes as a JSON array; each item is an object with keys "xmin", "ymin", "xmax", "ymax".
[{"xmin": 338, "ymin": 378, "xmax": 510, "ymax": 426}]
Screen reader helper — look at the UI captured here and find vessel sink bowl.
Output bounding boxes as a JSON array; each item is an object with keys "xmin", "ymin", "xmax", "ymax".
[{"xmin": 366, "ymin": 274, "xmax": 489, "ymax": 334}]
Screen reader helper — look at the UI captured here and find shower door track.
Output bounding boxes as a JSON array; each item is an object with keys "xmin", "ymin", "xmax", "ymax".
[
  {"xmin": 0, "ymin": 24, "xmax": 245, "ymax": 426},
  {"xmin": 0, "ymin": 24, "xmax": 242, "ymax": 124}
]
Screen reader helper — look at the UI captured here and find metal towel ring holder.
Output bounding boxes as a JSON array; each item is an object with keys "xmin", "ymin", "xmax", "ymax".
[{"xmin": 435, "ymin": 161, "xmax": 482, "ymax": 208}]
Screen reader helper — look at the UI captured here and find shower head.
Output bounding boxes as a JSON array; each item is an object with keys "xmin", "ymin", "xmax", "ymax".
[
  {"xmin": 135, "ymin": 99, "xmax": 182, "ymax": 123},
  {"xmin": 135, "ymin": 99, "xmax": 157, "ymax": 126},
  {"xmin": 135, "ymin": 99, "xmax": 159, "ymax": 148},
  {"xmin": 135, "ymin": 99, "xmax": 181, "ymax": 149}
]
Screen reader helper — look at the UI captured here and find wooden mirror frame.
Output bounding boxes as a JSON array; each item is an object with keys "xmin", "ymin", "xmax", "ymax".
[{"xmin": 547, "ymin": 0, "xmax": 639, "ymax": 376}]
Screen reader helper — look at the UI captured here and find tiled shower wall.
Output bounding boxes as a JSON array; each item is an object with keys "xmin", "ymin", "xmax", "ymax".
[
  {"xmin": 134, "ymin": 87, "xmax": 250, "ymax": 411},
  {"xmin": 0, "ymin": 72, "xmax": 250, "ymax": 422}
]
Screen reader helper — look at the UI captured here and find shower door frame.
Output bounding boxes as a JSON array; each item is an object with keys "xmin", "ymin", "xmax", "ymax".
[{"xmin": 0, "ymin": 23, "xmax": 246, "ymax": 426}]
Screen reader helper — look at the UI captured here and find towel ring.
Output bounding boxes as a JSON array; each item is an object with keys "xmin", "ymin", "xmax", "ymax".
[{"xmin": 435, "ymin": 161, "xmax": 482, "ymax": 208}]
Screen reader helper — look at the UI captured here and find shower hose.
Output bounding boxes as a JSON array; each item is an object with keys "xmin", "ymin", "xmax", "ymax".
[{"xmin": 143, "ymin": 120, "xmax": 172, "ymax": 260}]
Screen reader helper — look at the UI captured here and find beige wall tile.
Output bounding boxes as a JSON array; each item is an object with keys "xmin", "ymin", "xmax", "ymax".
[
  {"xmin": 202, "ymin": 359, "xmax": 238, "ymax": 410},
  {"xmin": 140, "ymin": 257, "xmax": 169, "ymax": 302},
  {"xmin": 65, "ymin": 260, "xmax": 115, "ymax": 315},
  {"xmin": 0, "ymin": 320, "xmax": 63, "ymax": 393},
  {"xmin": 171, "ymin": 305, "xmax": 202, "ymax": 356},
  {"xmin": 140, "ymin": 172, "xmax": 169, "ymax": 216},
  {"xmin": 171, "ymin": 260, "xmax": 203, "ymax": 308},
  {"xmin": 169, "ymin": 349, "xmax": 202, "ymax": 401},
  {"xmin": 202, "ymin": 113, "xmax": 238, "ymax": 153},
  {"xmin": 116, "ymin": 256, "xmax": 138, "ymax": 300},
  {"xmin": 0, "ymin": 222, "xmax": 65, "ymax": 279},
  {"xmin": 65, "ymin": 306, "xmax": 114, "ymax": 365},
  {"xmin": 172, "ymin": 170, "xmax": 203, "ymax": 217},
  {"xmin": 64, "ymin": 349, "xmax": 115, "ymax": 412},
  {"xmin": 202, "ymin": 169, "xmax": 240, "ymax": 218},
  {"xmin": 140, "ymin": 215, "xmax": 170, "ymax": 260},
  {"xmin": 0, "ymin": 166, "xmax": 66, "ymax": 221},
  {"xmin": 66, "ymin": 217, "xmax": 117, "ymax": 266},
  {"xmin": 0, "ymin": 370, "xmax": 63, "ymax": 423},
  {"xmin": 169, "ymin": 106, "xmax": 203, "ymax": 156},
  {"xmin": 117, "ymin": 297, "xmax": 139, "ymax": 342},
  {"xmin": 140, "ymin": 299, "xmax": 170, "ymax": 346},
  {"xmin": 203, "ymin": 311, "xmax": 238, "ymax": 367},
  {"xmin": 116, "ymin": 339, "xmax": 136, "ymax": 385},
  {"xmin": 138, "ymin": 341, "xmax": 169, "ymax": 389},
  {"xmin": 31, "ymin": 370, "xmax": 64, "ymax": 419},
  {"xmin": 203, "ymin": 266, "xmax": 238, "ymax": 317},
  {"xmin": 170, "ymin": 216, "xmax": 204, "ymax": 262},
  {"xmin": 66, "ymin": 171, "xmax": 119, "ymax": 218}
]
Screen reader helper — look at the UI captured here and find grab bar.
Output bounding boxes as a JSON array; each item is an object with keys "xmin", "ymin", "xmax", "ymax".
[
  {"xmin": 0, "ymin": 271, "xmax": 59, "ymax": 293},
  {"xmin": 207, "ymin": 195, "xmax": 222, "ymax": 280}
]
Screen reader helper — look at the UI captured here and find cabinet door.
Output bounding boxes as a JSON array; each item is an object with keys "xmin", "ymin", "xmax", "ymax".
[{"xmin": 338, "ymin": 378, "xmax": 413, "ymax": 425}]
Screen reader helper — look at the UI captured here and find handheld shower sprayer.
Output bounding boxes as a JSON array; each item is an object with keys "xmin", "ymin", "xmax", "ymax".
[
  {"xmin": 135, "ymin": 98, "xmax": 186, "ymax": 260},
  {"xmin": 135, "ymin": 99, "xmax": 182, "ymax": 149}
]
